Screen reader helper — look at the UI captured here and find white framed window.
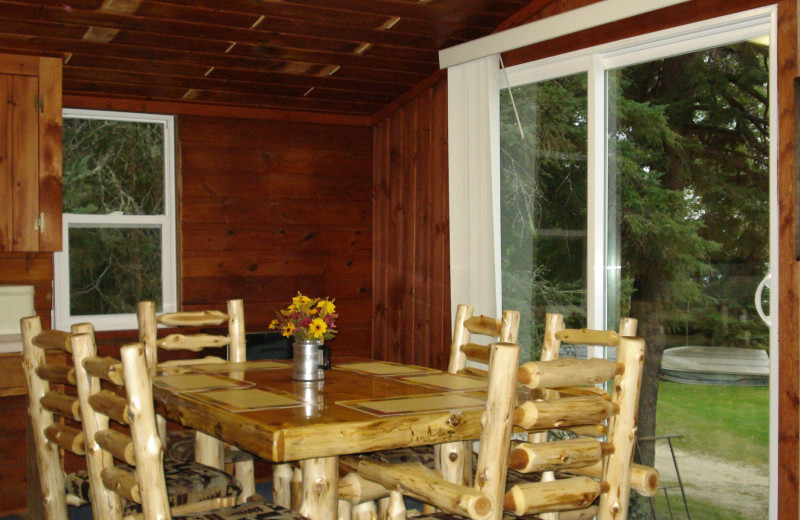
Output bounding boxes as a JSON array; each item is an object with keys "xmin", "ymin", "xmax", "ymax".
[{"xmin": 54, "ymin": 109, "xmax": 177, "ymax": 331}]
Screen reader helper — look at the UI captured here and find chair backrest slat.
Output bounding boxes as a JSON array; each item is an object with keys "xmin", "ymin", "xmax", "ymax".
[
  {"xmin": 463, "ymin": 315, "xmax": 504, "ymax": 337},
  {"xmin": 566, "ymin": 460, "xmax": 660, "ymax": 498},
  {"xmin": 43, "ymin": 424, "xmax": 85, "ymax": 455},
  {"xmin": 96, "ymin": 429, "xmax": 136, "ymax": 465},
  {"xmin": 504, "ymin": 476, "xmax": 602, "ymax": 515},
  {"xmin": 100, "ymin": 466, "xmax": 141, "ymax": 504},
  {"xmin": 518, "ymin": 358, "xmax": 621, "ymax": 389},
  {"xmin": 459, "ymin": 342, "xmax": 491, "ymax": 364},
  {"xmin": 32, "ymin": 329, "xmax": 72, "ymax": 352},
  {"xmin": 508, "ymin": 438, "xmax": 609, "ymax": 473},
  {"xmin": 156, "ymin": 333, "xmax": 231, "ymax": 351},
  {"xmin": 514, "ymin": 395, "xmax": 617, "ymax": 431},
  {"xmin": 88, "ymin": 390, "xmax": 130, "ymax": 425},
  {"xmin": 82, "ymin": 356, "xmax": 124, "ymax": 385},
  {"xmin": 41, "ymin": 391, "xmax": 82, "ymax": 421},
  {"xmin": 555, "ymin": 329, "xmax": 620, "ymax": 347},
  {"xmin": 157, "ymin": 310, "xmax": 229, "ymax": 327},
  {"xmin": 36, "ymin": 365, "xmax": 76, "ymax": 385}
]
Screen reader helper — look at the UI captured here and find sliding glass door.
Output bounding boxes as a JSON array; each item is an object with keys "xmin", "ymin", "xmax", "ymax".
[
  {"xmin": 500, "ymin": 72, "xmax": 588, "ymax": 363},
  {"xmin": 499, "ymin": 10, "xmax": 776, "ymax": 519}
]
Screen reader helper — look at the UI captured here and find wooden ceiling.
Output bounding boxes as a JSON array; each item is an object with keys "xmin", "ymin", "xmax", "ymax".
[{"xmin": 0, "ymin": 0, "xmax": 531, "ymax": 117}]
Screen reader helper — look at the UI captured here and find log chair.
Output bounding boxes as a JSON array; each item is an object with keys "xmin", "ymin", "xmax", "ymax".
[
  {"xmin": 70, "ymin": 334, "xmax": 308, "ymax": 520},
  {"xmin": 341, "ymin": 342, "xmax": 521, "ymax": 520},
  {"xmin": 345, "ymin": 332, "xmax": 653, "ymax": 520},
  {"xmin": 137, "ymin": 299, "xmax": 256, "ymax": 502},
  {"xmin": 21, "ymin": 316, "xmax": 97, "ymax": 520},
  {"xmin": 437, "ymin": 304, "xmax": 521, "ymax": 488},
  {"xmin": 327, "ymin": 304, "xmax": 521, "ymax": 517},
  {"xmin": 527, "ymin": 314, "xmax": 641, "ymax": 520}
]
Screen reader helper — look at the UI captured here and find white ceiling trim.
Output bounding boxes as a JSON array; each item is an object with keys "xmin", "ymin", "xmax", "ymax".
[{"xmin": 438, "ymin": 0, "xmax": 692, "ymax": 68}]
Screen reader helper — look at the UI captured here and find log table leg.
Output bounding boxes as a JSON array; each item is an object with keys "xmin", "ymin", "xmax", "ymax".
[
  {"xmin": 434, "ymin": 440, "xmax": 472, "ymax": 486},
  {"xmin": 299, "ymin": 456, "xmax": 339, "ymax": 520}
]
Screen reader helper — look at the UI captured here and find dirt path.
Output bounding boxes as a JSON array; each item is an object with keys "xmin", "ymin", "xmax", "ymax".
[{"xmin": 654, "ymin": 444, "xmax": 769, "ymax": 517}]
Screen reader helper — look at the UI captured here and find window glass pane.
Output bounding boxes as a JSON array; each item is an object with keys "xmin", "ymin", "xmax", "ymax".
[
  {"xmin": 500, "ymin": 73, "xmax": 588, "ymax": 362},
  {"xmin": 68, "ymin": 227, "xmax": 162, "ymax": 316},
  {"xmin": 607, "ymin": 40, "xmax": 769, "ymax": 518},
  {"xmin": 62, "ymin": 118, "xmax": 165, "ymax": 215}
]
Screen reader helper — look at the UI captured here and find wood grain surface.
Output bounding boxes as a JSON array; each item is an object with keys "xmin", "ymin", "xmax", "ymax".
[{"xmin": 153, "ymin": 359, "xmax": 485, "ymax": 462}]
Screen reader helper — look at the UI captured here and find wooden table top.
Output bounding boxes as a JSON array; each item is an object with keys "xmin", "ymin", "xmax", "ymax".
[{"xmin": 152, "ymin": 358, "xmax": 488, "ymax": 462}]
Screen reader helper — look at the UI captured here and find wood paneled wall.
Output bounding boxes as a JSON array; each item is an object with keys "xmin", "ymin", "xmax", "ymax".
[
  {"xmin": 178, "ymin": 115, "xmax": 373, "ymax": 356},
  {"xmin": 371, "ymin": 76, "xmax": 451, "ymax": 369}
]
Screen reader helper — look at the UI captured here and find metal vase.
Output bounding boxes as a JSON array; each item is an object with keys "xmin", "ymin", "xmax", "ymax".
[{"xmin": 292, "ymin": 339, "xmax": 330, "ymax": 381}]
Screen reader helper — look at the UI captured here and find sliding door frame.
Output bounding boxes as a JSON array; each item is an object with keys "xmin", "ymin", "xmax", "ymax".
[{"xmin": 495, "ymin": 6, "xmax": 778, "ymax": 517}]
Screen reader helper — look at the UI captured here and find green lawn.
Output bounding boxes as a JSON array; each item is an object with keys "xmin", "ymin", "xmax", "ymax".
[
  {"xmin": 646, "ymin": 382, "xmax": 770, "ymax": 518},
  {"xmin": 650, "ymin": 493, "xmax": 752, "ymax": 520},
  {"xmin": 655, "ymin": 381, "xmax": 769, "ymax": 467}
]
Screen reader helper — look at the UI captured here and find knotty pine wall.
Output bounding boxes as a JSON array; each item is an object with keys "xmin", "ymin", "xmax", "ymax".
[
  {"xmin": 371, "ymin": 75, "xmax": 452, "ymax": 370},
  {"xmin": 178, "ymin": 114, "xmax": 373, "ymax": 354},
  {"xmin": 0, "ymin": 107, "xmax": 374, "ymax": 515}
]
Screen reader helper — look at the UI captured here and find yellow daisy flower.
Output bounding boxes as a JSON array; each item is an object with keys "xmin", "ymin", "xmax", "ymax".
[
  {"xmin": 318, "ymin": 300, "xmax": 336, "ymax": 315},
  {"xmin": 308, "ymin": 318, "xmax": 327, "ymax": 339},
  {"xmin": 281, "ymin": 322, "xmax": 296, "ymax": 338}
]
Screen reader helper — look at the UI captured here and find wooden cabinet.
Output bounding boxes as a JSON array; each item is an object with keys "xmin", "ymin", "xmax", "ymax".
[{"xmin": 0, "ymin": 53, "xmax": 62, "ymax": 252}]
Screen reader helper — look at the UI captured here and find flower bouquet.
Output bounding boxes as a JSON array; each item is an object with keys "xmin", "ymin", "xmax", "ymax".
[{"xmin": 269, "ymin": 292, "xmax": 338, "ymax": 343}]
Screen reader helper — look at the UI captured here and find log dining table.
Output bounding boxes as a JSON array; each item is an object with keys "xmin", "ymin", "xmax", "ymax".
[{"xmin": 151, "ymin": 357, "xmax": 490, "ymax": 520}]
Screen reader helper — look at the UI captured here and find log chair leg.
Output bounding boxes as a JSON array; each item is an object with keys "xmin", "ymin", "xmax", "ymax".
[{"xmin": 434, "ymin": 440, "xmax": 472, "ymax": 486}]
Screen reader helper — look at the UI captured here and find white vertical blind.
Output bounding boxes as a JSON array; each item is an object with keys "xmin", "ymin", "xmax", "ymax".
[{"xmin": 447, "ymin": 55, "xmax": 501, "ymax": 326}]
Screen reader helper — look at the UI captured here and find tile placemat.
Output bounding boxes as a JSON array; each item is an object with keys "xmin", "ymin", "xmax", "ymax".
[
  {"xmin": 153, "ymin": 373, "xmax": 255, "ymax": 393},
  {"xmin": 337, "ymin": 392, "xmax": 485, "ymax": 417},
  {"xmin": 334, "ymin": 361, "xmax": 441, "ymax": 377},
  {"xmin": 189, "ymin": 360, "xmax": 291, "ymax": 372},
  {"xmin": 190, "ymin": 388, "xmax": 307, "ymax": 413},
  {"xmin": 396, "ymin": 373, "xmax": 487, "ymax": 391}
]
